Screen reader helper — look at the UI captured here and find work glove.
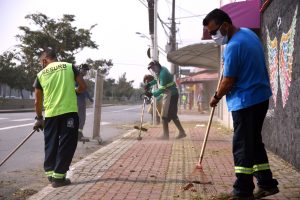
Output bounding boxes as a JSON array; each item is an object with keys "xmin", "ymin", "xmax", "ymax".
[{"xmin": 33, "ymin": 116, "xmax": 44, "ymax": 132}]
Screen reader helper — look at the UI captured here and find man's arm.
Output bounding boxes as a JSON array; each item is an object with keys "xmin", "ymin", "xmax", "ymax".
[
  {"xmin": 75, "ymin": 74, "xmax": 87, "ymax": 94},
  {"xmin": 210, "ymin": 76, "xmax": 235, "ymax": 107},
  {"xmin": 86, "ymin": 91, "xmax": 94, "ymax": 102},
  {"xmin": 34, "ymin": 88, "xmax": 43, "ymax": 117}
]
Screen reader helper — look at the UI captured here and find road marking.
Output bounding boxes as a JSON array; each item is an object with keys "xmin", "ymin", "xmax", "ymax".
[
  {"xmin": 0, "ymin": 118, "xmax": 8, "ymax": 120},
  {"xmin": 110, "ymin": 107, "xmax": 140, "ymax": 113},
  {"xmin": 87, "ymin": 106, "xmax": 139, "ymax": 114},
  {"xmin": 0, "ymin": 123, "xmax": 34, "ymax": 131},
  {"xmin": 11, "ymin": 118, "xmax": 32, "ymax": 122},
  {"xmin": 0, "ymin": 121, "xmax": 110, "ymax": 132}
]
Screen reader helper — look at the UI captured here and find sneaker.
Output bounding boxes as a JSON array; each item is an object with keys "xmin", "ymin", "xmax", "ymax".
[
  {"xmin": 254, "ymin": 187, "xmax": 279, "ymax": 199},
  {"xmin": 51, "ymin": 178, "xmax": 71, "ymax": 188},
  {"xmin": 176, "ymin": 132, "xmax": 186, "ymax": 139},
  {"xmin": 228, "ymin": 192, "xmax": 254, "ymax": 200},
  {"xmin": 47, "ymin": 176, "xmax": 53, "ymax": 183},
  {"xmin": 228, "ymin": 195, "xmax": 254, "ymax": 200}
]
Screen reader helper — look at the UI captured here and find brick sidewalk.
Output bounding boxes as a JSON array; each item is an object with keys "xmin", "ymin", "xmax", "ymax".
[{"xmin": 29, "ymin": 119, "xmax": 300, "ymax": 200}]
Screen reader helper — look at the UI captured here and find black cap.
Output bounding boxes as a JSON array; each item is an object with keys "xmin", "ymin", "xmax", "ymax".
[
  {"xmin": 147, "ymin": 60, "xmax": 161, "ymax": 70},
  {"xmin": 80, "ymin": 64, "xmax": 90, "ymax": 70}
]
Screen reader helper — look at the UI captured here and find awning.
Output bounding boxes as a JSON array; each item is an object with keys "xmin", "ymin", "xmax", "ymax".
[
  {"xmin": 167, "ymin": 40, "xmax": 220, "ymax": 69},
  {"xmin": 180, "ymin": 72, "xmax": 219, "ymax": 84},
  {"xmin": 221, "ymin": 0, "xmax": 260, "ymax": 28}
]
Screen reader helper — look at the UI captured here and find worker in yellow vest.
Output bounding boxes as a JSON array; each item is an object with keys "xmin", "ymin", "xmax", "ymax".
[{"xmin": 33, "ymin": 48, "xmax": 86, "ymax": 188}]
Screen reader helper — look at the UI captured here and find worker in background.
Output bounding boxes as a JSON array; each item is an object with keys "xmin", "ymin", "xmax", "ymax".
[
  {"xmin": 181, "ymin": 94, "xmax": 187, "ymax": 110},
  {"xmin": 33, "ymin": 48, "xmax": 86, "ymax": 188},
  {"xmin": 144, "ymin": 60, "xmax": 186, "ymax": 140},
  {"xmin": 76, "ymin": 64, "xmax": 93, "ymax": 142}
]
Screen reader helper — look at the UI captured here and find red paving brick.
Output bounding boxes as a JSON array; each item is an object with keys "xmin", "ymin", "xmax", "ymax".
[{"xmin": 29, "ymin": 114, "xmax": 300, "ymax": 200}]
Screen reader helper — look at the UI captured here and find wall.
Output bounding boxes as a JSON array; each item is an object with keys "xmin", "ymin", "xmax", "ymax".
[
  {"xmin": 0, "ymin": 98, "xmax": 34, "ymax": 110},
  {"xmin": 261, "ymin": 0, "xmax": 300, "ymax": 170}
]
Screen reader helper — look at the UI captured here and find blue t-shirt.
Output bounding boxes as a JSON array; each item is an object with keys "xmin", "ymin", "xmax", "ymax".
[{"xmin": 223, "ymin": 28, "xmax": 272, "ymax": 111}]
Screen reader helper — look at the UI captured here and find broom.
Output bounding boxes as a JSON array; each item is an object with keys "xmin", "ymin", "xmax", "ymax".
[{"xmin": 183, "ymin": 67, "xmax": 224, "ymax": 190}]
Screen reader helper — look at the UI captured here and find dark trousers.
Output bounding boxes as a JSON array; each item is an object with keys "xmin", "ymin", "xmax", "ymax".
[
  {"xmin": 163, "ymin": 93, "xmax": 179, "ymax": 122},
  {"xmin": 44, "ymin": 112, "xmax": 79, "ymax": 177},
  {"xmin": 232, "ymin": 100, "xmax": 278, "ymax": 196}
]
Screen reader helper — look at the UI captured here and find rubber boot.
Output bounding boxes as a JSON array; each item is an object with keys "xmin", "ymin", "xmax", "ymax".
[
  {"xmin": 173, "ymin": 118, "xmax": 186, "ymax": 139},
  {"xmin": 159, "ymin": 119, "xmax": 169, "ymax": 140}
]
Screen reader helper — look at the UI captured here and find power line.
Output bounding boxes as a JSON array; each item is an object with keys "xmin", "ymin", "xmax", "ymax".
[
  {"xmin": 165, "ymin": 0, "xmax": 196, "ymax": 16},
  {"xmin": 175, "ymin": 14, "xmax": 206, "ymax": 20},
  {"xmin": 157, "ymin": 14, "xmax": 170, "ymax": 39},
  {"xmin": 137, "ymin": 0, "xmax": 148, "ymax": 8},
  {"xmin": 113, "ymin": 62, "xmax": 146, "ymax": 67}
]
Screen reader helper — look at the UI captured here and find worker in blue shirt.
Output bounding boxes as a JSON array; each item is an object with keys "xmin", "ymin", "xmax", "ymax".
[{"xmin": 203, "ymin": 9, "xmax": 279, "ymax": 200}]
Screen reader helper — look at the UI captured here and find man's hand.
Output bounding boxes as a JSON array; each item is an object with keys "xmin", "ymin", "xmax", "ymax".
[
  {"xmin": 33, "ymin": 116, "xmax": 44, "ymax": 132},
  {"xmin": 209, "ymin": 96, "xmax": 219, "ymax": 107},
  {"xmin": 209, "ymin": 92, "xmax": 222, "ymax": 107}
]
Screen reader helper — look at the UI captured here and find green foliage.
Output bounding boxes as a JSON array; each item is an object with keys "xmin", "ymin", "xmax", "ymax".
[
  {"xmin": 85, "ymin": 58, "xmax": 113, "ymax": 75},
  {"xmin": 17, "ymin": 13, "xmax": 98, "ymax": 63},
  {"xmin": 103, "ymin": 78, "xmax": 116, "ymax": 97},
  {"xmin": 114, "ymin": 73, "xmax": 134, "ymax": 99},
  {"xmin": 84, "ymin": 73, "xmax": 141, "ymax": 104},
  {"xmin": 0, "ymin": 52, "xmax": 16, "ymax": 85},
  {"xmin": 0, "ymin": 12, "xmax": 114, "ymax": 95}
]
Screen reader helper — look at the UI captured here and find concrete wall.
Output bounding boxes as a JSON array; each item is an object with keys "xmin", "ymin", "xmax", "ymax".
[
  {"xmin": 261, "ymin": 0, "xmax": 300, "ymax": 170},
  {"xmin": 216, "ymin": 98, "xmax": 233, "ymax": 130},
  {"xmin": 0, "ymin": 98, "xmax": 34, "ymax": 110}
]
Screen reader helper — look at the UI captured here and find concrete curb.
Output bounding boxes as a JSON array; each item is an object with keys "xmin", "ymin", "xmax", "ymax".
[{"xmin": 0, "ymin": 104, "xmax": 115, "ymax": 113}]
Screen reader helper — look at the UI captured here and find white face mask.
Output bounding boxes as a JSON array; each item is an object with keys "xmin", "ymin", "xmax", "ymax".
[
  {"xmin": 150, "ymin": 65, "xmax": 160, "ymax": 75},
  {"xmin": 212, "ymin": 29, "xmax": 228, "ymax": 45}
]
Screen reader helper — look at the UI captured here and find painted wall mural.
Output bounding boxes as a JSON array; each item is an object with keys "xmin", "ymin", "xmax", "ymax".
[{"xmin": 266, "ymin": 5, "xmax": 298, "ymax": 108}]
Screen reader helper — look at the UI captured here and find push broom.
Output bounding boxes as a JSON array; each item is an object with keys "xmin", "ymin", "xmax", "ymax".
[
  {"xmin": 183, "ymin": 67, "xmax": 224, "ymax": 190},
  {"xmin": 0, "ymin": 129, "xmax": 37, "ymax": 167}
]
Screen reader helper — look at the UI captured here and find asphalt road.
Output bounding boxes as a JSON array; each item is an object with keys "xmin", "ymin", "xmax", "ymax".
[{"xmin": 0, "ymin": 104, "xmax": 150, "ymax": 199}]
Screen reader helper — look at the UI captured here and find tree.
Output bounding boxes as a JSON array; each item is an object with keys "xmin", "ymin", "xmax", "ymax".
[
  {"xmin": 0, "ymin": 52, "xmax": 16, "ymax": 87},
  {"xmin": 0, "ymin": 12, "xmax": 114, "ymax": 96},
  {"xmin": 85, "ymin": 58, "xmax": 113, "ymax": 76},
  {"xmin": 14, "ymin": 13, "xmax": 100, "ymax": 92},
  {"xmin": 103, "ymin": 78, "xmax": 116, "ymax": 97},
  {"xmin": 114, "ymin": 73, "xmax": 134, "ymax": 100},
  {"xmin": 0, "ymin": 52, "xmax": 18, "ymax": 97}
]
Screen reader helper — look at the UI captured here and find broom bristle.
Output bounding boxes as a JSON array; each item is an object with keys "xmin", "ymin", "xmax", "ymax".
[
  {"xmin": 133, "ymin": 125, "xmax": 147, "ymax": 132},
  {"xmin": 195, "ymin": 163, "xmax": 203, "ymax": 170}
]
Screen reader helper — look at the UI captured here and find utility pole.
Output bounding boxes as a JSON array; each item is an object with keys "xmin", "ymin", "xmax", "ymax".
[
  {"xmin": 170, "ymin": 0, "xmax": 177, "ymax": 79},
  {"xmin": 148, "ymin": 0, "xmax": 158, "ymax": 125},
  {"xmin": 92, "ymin": 69, "xmax": 103, "ymax": 144},
  {"xmin": 169, "ymin": 0, "xmax": 182, "ymax": 109}
]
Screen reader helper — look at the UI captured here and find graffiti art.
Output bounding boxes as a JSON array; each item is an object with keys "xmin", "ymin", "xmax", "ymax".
[{"xmin": 266, "ymin": 5, "xmax": 298, "ymax": 108}]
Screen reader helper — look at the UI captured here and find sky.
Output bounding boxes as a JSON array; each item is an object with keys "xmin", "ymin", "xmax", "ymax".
[{"xmin": 0, "ymin": 0, "xmax": 220, "ymax": 88}]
